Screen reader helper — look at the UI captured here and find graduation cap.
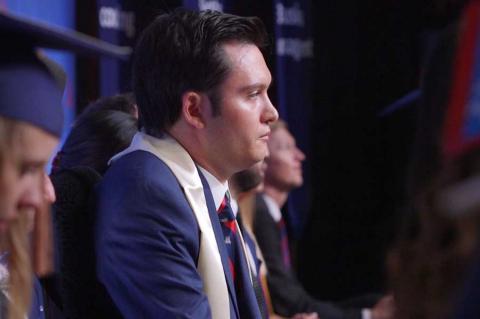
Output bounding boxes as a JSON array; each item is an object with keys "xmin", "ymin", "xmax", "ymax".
[
  {"xmin": 0, "ymin": 10, "xmax": 132, "ymax": 137},
  {"xmin": 0, "ymin": 10, "xmax": 131, "ymax": 60}
]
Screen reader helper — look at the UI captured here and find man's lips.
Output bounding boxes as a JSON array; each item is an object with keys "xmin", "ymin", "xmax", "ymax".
[{"xmin": 259, "ymin": 131, "xmax": 271, "ymax": 141}]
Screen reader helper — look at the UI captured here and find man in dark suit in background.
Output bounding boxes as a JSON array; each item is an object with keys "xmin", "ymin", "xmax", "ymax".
[
  {"xmin": 94, "ymin": 9, "xmax": 278, "ymax": 319},
  {"xmin": 253, "ymin": 120, "xmax": 394, "ymax": 319}
]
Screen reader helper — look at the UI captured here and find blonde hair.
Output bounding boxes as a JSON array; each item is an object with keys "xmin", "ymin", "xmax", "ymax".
[
  {"xmin": 0, "ymin": 116, "xmax": 33, "ymax": 319},
  {"xmin": 6, "ymin": 214, "xmax": 32, "ymax": 319}
]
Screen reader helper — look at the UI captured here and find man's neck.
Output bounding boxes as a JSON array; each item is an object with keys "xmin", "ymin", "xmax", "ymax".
[
  {"xmin": 169, "ymin": 126, "xmax": 229, "ymax": 183},
  {"xmin": 263, "ymin": 185, "xmax": 288, "ymax": 207},
  {"xmin": 198, "ymin": 166, "xmax": 229, "ymax": 211},
  {"xmin": 194, "ymin": 159, "xmax": 228, "ymax": 183}
]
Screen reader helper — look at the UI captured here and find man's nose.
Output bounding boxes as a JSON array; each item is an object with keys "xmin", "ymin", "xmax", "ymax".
[{"xmin": 262, "ymin": 97, "xmax": 279, "ymax": 124}]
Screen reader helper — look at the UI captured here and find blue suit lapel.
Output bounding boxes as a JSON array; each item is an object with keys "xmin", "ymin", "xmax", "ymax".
[{"xmin": 198, "ymin": 170, "xmax": 240, "ymax": 319}]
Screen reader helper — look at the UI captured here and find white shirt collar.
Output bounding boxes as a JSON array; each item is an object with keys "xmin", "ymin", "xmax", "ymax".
[
  {"xmin": 262, "ymin": 193, "xmax": 282, "ymax": 222},
  {"xmin": 198, "ymin": 166, "xmax": 229, "ymax": 211},
  {"xmin": 230, "ymin": 198, "xmax": 239, "ymax": 217}
]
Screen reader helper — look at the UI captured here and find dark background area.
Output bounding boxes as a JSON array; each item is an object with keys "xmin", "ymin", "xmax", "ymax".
[
  {"xmin": 299, "ymin": 0, "xmax": 467, "ymax": 301},
  {"xmin": 74, "ymin": 0, "xmax": 468, "ymax": 301}
]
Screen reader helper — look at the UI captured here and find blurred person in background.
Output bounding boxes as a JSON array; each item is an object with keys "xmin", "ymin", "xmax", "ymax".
[
  {"xmin": 51, "ymin": 93, "xmax": 137, "ymax": 175},
  {"xmin": 49, "ymin": 93, "xmax": 137, "ymax": 318},
  {"xmin": 254, "ymin": 120, "xmax": 393, "ymax": 319},
  {"xmin": 230, "ymin": 161, "xmax": 319, "ymax": 319}
]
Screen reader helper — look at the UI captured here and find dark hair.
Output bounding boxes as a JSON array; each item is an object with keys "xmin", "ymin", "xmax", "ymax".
[
  {"xmin": 231, "ymin": 167, "xmax": 263, "ymax": 193},
  {"xmin": 53, "ymin": 93, "xmax": 137, "ymax": 175},
  {"xmin": 81, "ymin": 92, "xmax": 137, "ymax": 117},
  {"xmin": 132, "ymin": 9, "xmax": 268, "ymax": 137}
]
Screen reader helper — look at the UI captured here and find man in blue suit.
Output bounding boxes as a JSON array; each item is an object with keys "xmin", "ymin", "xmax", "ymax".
[{"xmin": 94, "ymin": 9, "xmax": 278, "ymax": 318}]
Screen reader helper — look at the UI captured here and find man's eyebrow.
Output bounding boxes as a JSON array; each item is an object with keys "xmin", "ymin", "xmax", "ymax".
[{"xmin": 240, "ymin": 82, "xmax": 271, "ymax": 92}]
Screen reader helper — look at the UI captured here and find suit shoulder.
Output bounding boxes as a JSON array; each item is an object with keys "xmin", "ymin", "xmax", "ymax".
[
  {"xmin": 105, "ymin": 151, "xmax": 175, "ymax": 180},
  {"xmin": 97, "ymin": 151, "xmax": 197, "ymax": 229},
  {"xmin": 101, "ymin": 151, "xmax": 182, "ymax": 194},
  {"xmin": 254, "ymin": 194, "xmax": 273, "ymax": 223}
]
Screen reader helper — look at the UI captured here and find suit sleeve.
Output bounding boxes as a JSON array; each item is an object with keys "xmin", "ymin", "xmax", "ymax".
[
  {"xmin": 95, "ymin": 154, "xmax": 211, "ymax": 319},
  {"xmin": 253, "ymin": 196, "xmax": 360, "ymax": 319}
]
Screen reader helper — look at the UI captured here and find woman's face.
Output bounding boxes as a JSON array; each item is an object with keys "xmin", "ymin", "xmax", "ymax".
[{"xmin": 0, "ymin": 122, "xmax": 58, "ymax": 236}]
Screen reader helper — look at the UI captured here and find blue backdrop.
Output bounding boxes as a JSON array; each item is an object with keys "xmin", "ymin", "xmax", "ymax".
[
  {"xmin": 2, "ymin": 0, "xmax": 76, "ymax": 172},
  {"xmin": 273, "ymin": 0, "xmax": 313, "ymax": 238}
]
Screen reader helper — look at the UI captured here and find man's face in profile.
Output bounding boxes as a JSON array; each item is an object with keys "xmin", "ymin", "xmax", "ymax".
[
  {"xmin": 202, "ymin": 42, "xmax": 278, "ymax": 177},
  {"xmin": 265, "ymin": 127, "xmax": 305, "ymax": 191}
]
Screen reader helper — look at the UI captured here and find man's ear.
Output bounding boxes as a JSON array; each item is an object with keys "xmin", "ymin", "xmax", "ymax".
[{"xmin": 181, "ymin": 91, "xmax": 208, "ymax": 128}]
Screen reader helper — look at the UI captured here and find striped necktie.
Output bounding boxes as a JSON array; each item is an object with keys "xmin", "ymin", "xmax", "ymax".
[
  {"xmin": 217, "ymin": 192, "xmax": 268, "ymax": 318},
  {"xmin": 277, "ymin": 217, "xmax": 291, "ymax": 269},
  {"xmin": 217, "ymin": 192, "xmax": 240, "ymax": 281}
]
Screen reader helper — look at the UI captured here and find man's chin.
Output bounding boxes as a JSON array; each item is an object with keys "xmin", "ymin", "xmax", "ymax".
[
  {"xmin": 252, "ymin": 144, "xmax": 269, "ymax": 159},
  {"xmin": 244, "ymin": 156, "xmax": 264, "ymax": 168},
  {"xmin": 255, "ymin": 151, "xmax": 269, "ymax": 164}
]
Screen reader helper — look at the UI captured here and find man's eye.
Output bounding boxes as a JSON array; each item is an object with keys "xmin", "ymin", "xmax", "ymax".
[{"xmin": 248, "ymin": 91, "xmax": 260, "ymax": 98}]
